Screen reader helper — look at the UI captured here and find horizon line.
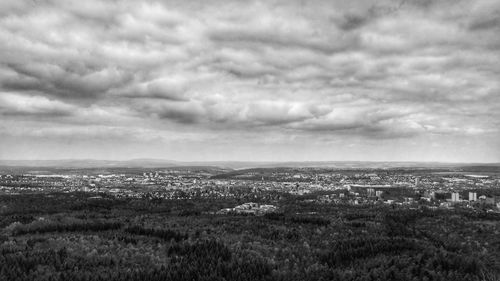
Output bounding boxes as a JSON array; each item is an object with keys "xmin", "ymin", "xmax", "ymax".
[{"xmin": 0, "ymin": 158, "xmax": 499, "ymax": 165}]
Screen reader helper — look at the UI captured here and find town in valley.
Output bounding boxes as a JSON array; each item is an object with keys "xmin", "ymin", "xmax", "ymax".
[{"xmin": 1, "ymin": 161, "xmax": 500, "ymax": 280}]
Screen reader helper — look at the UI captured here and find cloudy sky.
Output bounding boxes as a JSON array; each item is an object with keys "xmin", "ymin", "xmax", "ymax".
[{"xmin": 0, "ymin": 0, "xmax": 499, "ymax": 162}]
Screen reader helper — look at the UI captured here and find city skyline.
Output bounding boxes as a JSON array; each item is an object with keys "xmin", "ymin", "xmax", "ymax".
[{"xmin": 1, "ymin": 0, "xmax": 499, "ymax": 162}]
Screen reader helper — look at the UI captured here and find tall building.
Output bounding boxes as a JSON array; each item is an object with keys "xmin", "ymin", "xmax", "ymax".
[
  {"xmin": 469, "ymin": 192, "xmax": 477, "ymax": 201},
  {"xmin": 451, "ymin": 192, "xmax": 460, "ymax": 202},
  {"xmin": 429, "ymin": 191, "xmax": 436, "ymax": 200},
  {"xmin": 367, "ymin": 188, "xmax": 375, "ymax": 197}
]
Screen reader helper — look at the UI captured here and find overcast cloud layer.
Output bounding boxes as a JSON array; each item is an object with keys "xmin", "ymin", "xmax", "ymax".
[{"xmin": 1, "ymin": 0, "xmax": 499, "ymax": 162}]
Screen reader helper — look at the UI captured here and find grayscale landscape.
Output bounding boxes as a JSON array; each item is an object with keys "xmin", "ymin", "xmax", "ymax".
[{"xmin": 0, "ymin": 0, "xmax": 499, "ymax": 280}]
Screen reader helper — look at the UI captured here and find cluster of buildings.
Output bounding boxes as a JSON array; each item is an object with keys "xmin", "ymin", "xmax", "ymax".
[
  {"xmin": 217, "ymin": 202, "xmax": 277, "ymax": 215},
  {"xmin": 1, "ymin": 170, "xmax": 499, "ymax": 213},
  {"xmin": 439, "ymin": 191, "xmax": 499, "ymax": 208}
]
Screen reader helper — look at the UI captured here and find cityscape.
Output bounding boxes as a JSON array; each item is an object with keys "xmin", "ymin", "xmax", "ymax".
[
  {"xmin": 1, "ymin": 0, "xmax": 500, "ymax": 280},
  {"xmin": 1, "ymin": 162, "xmax": 500, "ymax": 280},
  {"xmin": 2, "ymin": 166, "xmax": 500, "ymax": 211}
]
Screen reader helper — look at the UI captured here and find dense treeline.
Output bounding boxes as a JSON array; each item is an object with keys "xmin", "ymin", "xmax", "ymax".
[
  {"xmin": 320, "ymin": 237, "xmax": 420, "ymax": 267},
  {"xmin": 0, "ymin": 239, "xmax": 275, "ymax": 281},
  {"xmin": 12, "ymin": 221, "xmax": 122, "ymax": 236},
  {"xmin": 264, "ymin": 212, "xmax": 330, "ymax": 226},
  {"xmin": 1, "ymin": 192, "xmax": 500, "ymax": 281},
  {"xmin": 0, "ymin": 193, "xmax": 126, "ymax": 215},
  {"xmin": 124, "ymin": 226, "xmax": 187, "ymax": 242},
  {"xmin": 0, "ymin": 214, "xmax": 36, "ymax": 228}
]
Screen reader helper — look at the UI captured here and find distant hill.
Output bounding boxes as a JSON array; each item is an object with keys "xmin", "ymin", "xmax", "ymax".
[{"xmin": 0, "ymin": 159, "xmax": 499, "ymax": 170}]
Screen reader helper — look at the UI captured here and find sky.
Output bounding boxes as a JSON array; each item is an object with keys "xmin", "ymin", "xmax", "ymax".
[{"xmin": 0, "ymin": 0, "xmax": 499, "ymax": 162}]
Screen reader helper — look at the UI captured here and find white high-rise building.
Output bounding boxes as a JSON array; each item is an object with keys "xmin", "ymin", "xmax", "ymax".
[
  {"xmin": 469, "ymin": 192, "xmax": 477, "ymax": 201},
  {"xmin": 367, "ymin": 188, "xmax": 375, "ymax": 197},
  {"xmin": 451, "ymin": 192, "xmax": 460, "ymax": 202}
]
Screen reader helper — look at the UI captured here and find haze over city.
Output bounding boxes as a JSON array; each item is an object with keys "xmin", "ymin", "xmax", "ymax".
[{"xmin": 0, "ymin": 0, "xmax": 499, "ymax": 162}]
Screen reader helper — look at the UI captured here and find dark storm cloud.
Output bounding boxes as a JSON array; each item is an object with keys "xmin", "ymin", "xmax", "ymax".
[
  {"xmin": 151, "ymin": 102, "xmax": 205, "ymax": 124},
  {"xmin": 468, "ymin": 11, "xmax": 500, "ymax": 31},
  {"xmin": 338, "ymin": 13, "xmax": 370, "ymax": 31},
  {"xmin": 335, "ymin": 1, "xmax": 406, "ymax": 31},
  {"xmin": 0, "ymin": 0, "xmax": 499, "ymax": 161},
  {"xmin": 209, "ymin": 28, "xmax": 358, "ymax": 55},
  {"xmin": 3, "ymin": 63, "xmax": 132, "ymax": 100},
  {"xmin": 118, "ymin": 79, "xmax": 191, "ymax": 101}
]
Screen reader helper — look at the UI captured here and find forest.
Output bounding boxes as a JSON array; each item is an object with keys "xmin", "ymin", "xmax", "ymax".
[{"xmin": 1, "ymin": 192, "xmax": 500, "ymax": 281}]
